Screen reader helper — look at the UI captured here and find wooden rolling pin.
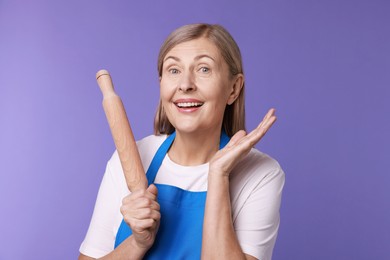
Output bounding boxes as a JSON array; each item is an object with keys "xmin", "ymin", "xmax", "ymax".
[{"xmin": 96, "ymin": 69, "xmax": 147, "ymax": 192}]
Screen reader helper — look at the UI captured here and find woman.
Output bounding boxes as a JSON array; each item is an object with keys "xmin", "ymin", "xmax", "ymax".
[{"xmin": 79, "ymin": 23, "xmax": 284, "ymax": 260}]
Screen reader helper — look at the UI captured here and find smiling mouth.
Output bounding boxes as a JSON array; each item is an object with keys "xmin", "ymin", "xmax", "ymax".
[{"xmin": 175, "ymin": 102, "xmax": 204, "ymax": 108}]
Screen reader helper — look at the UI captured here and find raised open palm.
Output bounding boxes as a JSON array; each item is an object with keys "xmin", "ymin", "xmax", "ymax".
[{"xmin": 209, "ymin": 108, "xmax": 277, "ymax": 176}]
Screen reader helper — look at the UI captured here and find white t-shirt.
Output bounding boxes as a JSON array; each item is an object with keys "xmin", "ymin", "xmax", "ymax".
[{"xmin": 80, "ymin": 134, "xmax": 285, "ymax": 260}]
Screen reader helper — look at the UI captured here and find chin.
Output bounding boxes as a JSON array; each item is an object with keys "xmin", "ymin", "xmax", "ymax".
[
  {"xmin": 174, "ymin": 123, "xmax": 221, "ymax": 136},
  {"xmin": 172, "ymin": 124, "xmax": 200, "ymax": 134}
]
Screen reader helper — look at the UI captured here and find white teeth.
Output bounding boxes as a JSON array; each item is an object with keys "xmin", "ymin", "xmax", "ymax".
[{"xmin": 177, "ymin": 102, "xmax": 203, "ymax": 108}]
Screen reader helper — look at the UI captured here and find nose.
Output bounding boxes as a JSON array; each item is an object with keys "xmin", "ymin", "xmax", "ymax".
[{"xmin": 178, "ymin": 71, "xmax": 195, "ymax": 92}]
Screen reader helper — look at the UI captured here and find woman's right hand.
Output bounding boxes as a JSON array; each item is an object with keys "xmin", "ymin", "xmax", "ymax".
[{"xmin": 120, "ymin": 184, "xmax": 161, "ymax": 250}]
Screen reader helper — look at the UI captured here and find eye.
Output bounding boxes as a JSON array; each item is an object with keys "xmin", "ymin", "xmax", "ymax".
[
  {"xmin": 169, "ymin": 68, "xmax": 180, "ymax": 74},
  {"xmin": 199, "ymin": 67, "xmax": 210, "ymax": 73}
]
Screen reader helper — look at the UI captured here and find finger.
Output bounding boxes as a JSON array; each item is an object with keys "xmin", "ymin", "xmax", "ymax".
[
  {"xmin": 238, "ymin": 109, "xmax": 277, "ymax": 148},
  {"xmin": 126, "ymin": 197, "xmax": 160, "ymax": 211},
  {"xmin": 121, "ymin": 196, "xmax": 160, "ymax": 218},
  {"xmin": 123, "ymin": 204, "xmax": 161, "ymax": 226},
  {"xmin": 226, "ymin": 130, "xmax": 246, "ymax": 148},
  {"xmin": 254, "ymin": 108, "xmax": 276, "ymax": 132},
  {"xmin": 122, "ymin": 189, "xmax": 148, "ymax": 203},
  {"xmin": 228, "ymin": 109, "xmax": 275, "ymax": 148},
  {"xmin": 132, "ymin": 207, "xmax": 161, "ymax": 220},
  {"xmin": 259, "ymin": 114, "xmax": 277, "ymax": 133},
  {"xmin": 214, "ymin": 109, "xmax": 277, "ymax": 161},
  {"xmin": 253, "ymin": 116, "xmax": 276, "ymax": 138},
  {"xmin": 257, "ymin": 108, "xmax": 276, "ymax": 129},
  {"xmin": 125, "ymin": 185, "xmax": 158, "ymax": 203},
  {"xmin": 131, "ymin": 218, "xmax": 158, "ymax": 232},
  {"xmin": 147, "ymin": 184, "xmax": 158, "ymax": 197},
  {"xmin": 251, "ymin": 115, "xmax": 276, "ymax": 144},
  {"xmin": 261, "ymin": 108, "xmax": 275, "ymax": 123}
]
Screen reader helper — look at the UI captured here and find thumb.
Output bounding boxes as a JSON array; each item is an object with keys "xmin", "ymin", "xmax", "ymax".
[
  {"xmin": 147, "ymin": 184, "xmax": 158, "ymax": 197},
  {"xmin": 227, "ymin": 130, "xmax": 246, "ymax": 148}
]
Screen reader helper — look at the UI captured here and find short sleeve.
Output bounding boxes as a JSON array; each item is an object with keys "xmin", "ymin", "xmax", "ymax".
[
  {"xmin": 79, "ymin": 160, "xmax": 125, "ymax": 258},
  {"xmin": 232, "ymin": 156, "xmax": 285, "ymax": 260},
  {"xmin": 79, "ymin": 135, "xmax": 163, "ymax": 258}
]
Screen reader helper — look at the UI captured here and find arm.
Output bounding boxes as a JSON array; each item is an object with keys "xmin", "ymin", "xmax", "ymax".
[
  {"xmin": 79, "ymin": 184, "xmax": 160, "ymax": 259},
  {"xmin": 78, "ymin": 236, "xmax": 147, "ymax": 260},
  {"xmin": 202, "ymin": 174, "xmax": 257, "ymax": 260},
  {"xmin": 202, "ymin": 109, "xmax": 277, "ymax": 260},
  {"xmin": 79, "ymin": 151, "xmax": 160, "ymax": 259}
]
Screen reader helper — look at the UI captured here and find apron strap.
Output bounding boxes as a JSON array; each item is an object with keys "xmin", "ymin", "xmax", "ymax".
[
  {"xmin": 219, "ymin": 130, "xmax": 230, "ymax": 149},
  {"xmin": 146, "ymin": 132, "xmax": 176, "ymax": 186}
]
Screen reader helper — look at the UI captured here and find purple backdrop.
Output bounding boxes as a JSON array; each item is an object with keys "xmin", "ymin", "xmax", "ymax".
[{"xmin": 1, "ymin": 0, "xmax": 389, "ymax": 259}]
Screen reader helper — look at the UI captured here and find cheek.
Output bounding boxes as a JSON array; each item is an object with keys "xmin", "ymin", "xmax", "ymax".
[
  {"xmin": 159, "ymin": 80, "xmax": 173, "ymax": 100},
  {"xmin": 212, "ymin": 80, "xmax": 232, "ymax": 104}
]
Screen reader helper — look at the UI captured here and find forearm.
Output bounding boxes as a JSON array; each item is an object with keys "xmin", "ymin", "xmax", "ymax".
[
  {"xmin": 79, "ymin": 235, "xmax": 148, "ymax": 260},
  {"xmin": 201, "ymin": 173, "xmax": 246, "ymax": 260}
]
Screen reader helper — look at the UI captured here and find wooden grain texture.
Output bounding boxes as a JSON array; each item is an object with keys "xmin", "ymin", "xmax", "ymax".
[{"xmin": 96, "ymin": 70, "xmax": 147, "ymax": 192}]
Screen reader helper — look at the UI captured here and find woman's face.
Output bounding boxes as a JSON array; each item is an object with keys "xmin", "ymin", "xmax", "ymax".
[{"xmin": 160, "ymin": 37, "xmax": 241, "ymax": 136}]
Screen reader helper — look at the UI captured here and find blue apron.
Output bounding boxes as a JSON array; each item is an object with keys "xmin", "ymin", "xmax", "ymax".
[{"xmin": 114, "ymin": 132, "xmax": 229, "ymax": 259}]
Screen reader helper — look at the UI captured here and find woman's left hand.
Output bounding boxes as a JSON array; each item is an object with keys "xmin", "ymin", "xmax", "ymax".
[{"xmin": 209, "ymin": 108, "xmax": 277, "ymax": 177}]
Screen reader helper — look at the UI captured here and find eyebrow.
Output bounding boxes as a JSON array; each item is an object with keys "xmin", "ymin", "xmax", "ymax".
[{"xmin": 163, "ymin": 54, "xmax": 216, "ymax": 63}]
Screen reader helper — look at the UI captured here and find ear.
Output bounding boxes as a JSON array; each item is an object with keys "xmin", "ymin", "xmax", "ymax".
[{"xmin": 227, "ymin": 74, "xmax": 244, "ymax": 105}]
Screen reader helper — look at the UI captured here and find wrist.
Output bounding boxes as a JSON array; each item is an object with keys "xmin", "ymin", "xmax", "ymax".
[
  {"xmin": 207, "ymin": 171, "xmax": 230, "ymax": 188},
  {"xmin": 128, "ymin": 236, "xmax": 150, "ymax": 259},
  {"xmin": 208, "ymin": 168, "xmax": 230, "ymax": 179}
]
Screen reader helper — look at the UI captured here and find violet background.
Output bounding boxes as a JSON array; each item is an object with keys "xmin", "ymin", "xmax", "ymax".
[{"xmin": 1, "ymin": 0, "xmax": 389, "ymax": 259}]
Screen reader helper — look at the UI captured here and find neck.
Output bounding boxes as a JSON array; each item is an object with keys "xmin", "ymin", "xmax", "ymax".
[{"xmin": 168, "ymin": 130, "xmax": 221, "ymax": 166}]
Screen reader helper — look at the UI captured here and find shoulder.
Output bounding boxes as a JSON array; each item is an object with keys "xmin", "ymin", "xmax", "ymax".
[
  {"xmin": 108, "ymin": 133, "xmax": 168, "ymax": 166},
  {"xmin": 230, "ymin": 149, "xmax": 284, "ymax": 260},
  {"xmin": 230, "ymin": 148, "xmax": 285, "ymax": 193},
  {"xmin": 235, "ymin": 148, "xmax": 283, "ymax": 176},
  {"xmin": 106, "ymin": 134, "xmax": 168, "ymax": 189},
  {"xmin": 136, "ymin": 134, "xmax": 167, "ymax": 158}
]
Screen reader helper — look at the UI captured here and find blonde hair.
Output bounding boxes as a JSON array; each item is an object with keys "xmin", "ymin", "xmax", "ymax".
[{"xmin": 154, "ymin": 23, "xmax": 245, "ymax": 137}]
